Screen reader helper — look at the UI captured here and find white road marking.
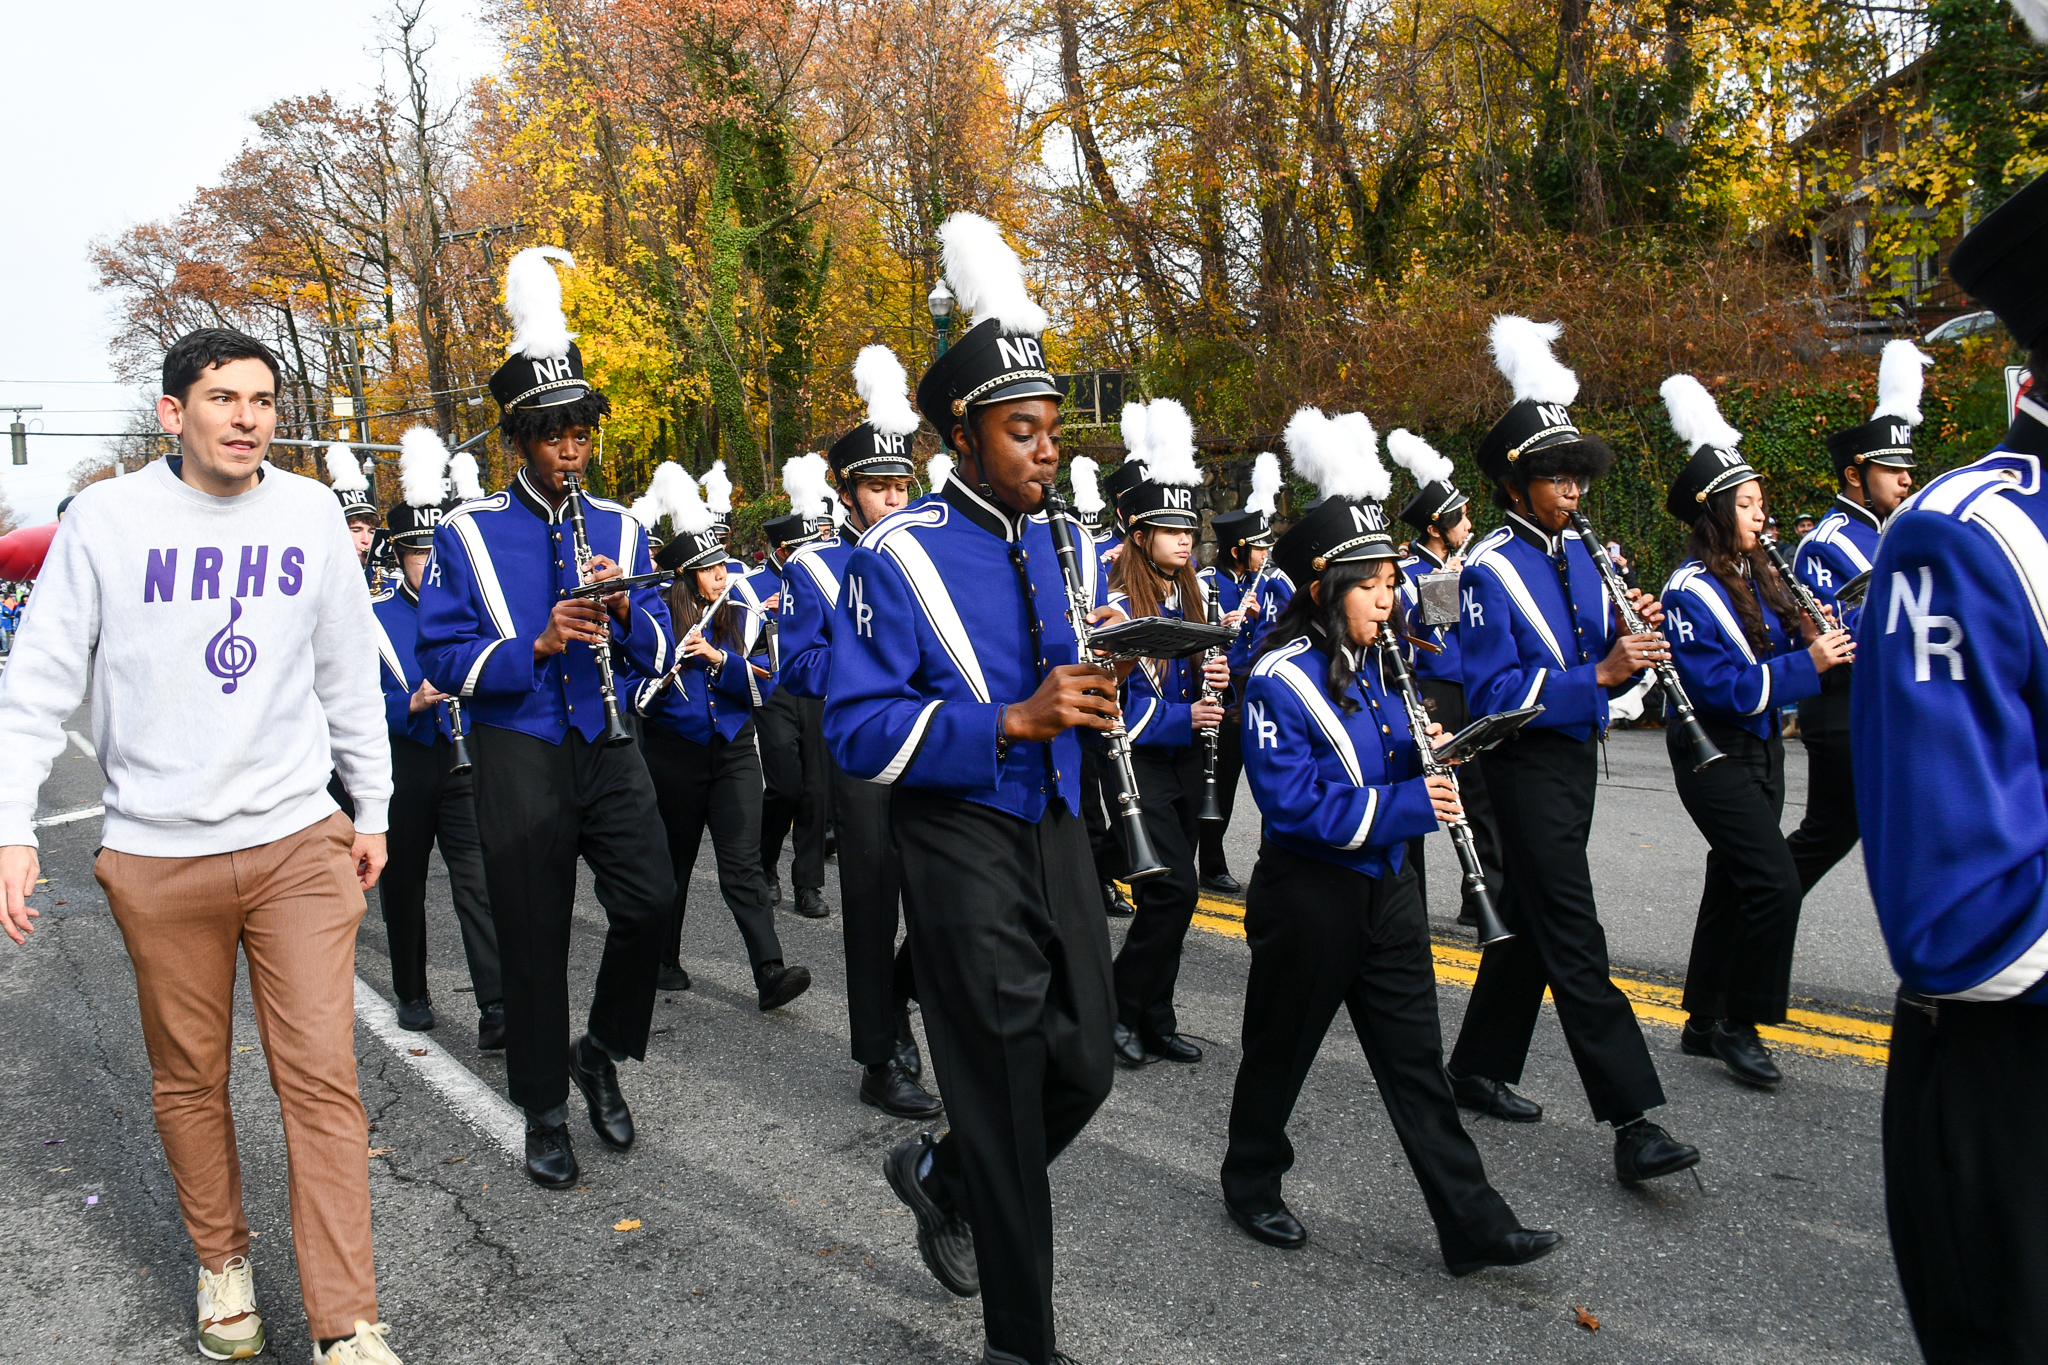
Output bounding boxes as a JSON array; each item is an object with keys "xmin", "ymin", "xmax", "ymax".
[
  {"xmin": 65, "ymin": 729, "xmax": 96, "ymax": 761},
  {"xmin": 34, "ymin": 805, "xmax": 104, "ymax": 828},
  {"xmin": 352, "ymin": 976, "xmax": 524, "ymax": 1163}
]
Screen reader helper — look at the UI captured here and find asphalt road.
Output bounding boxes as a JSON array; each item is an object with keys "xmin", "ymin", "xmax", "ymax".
[{"xmin": 0, "ymin": 708, "xmax": 1914, "ymax": 1365}]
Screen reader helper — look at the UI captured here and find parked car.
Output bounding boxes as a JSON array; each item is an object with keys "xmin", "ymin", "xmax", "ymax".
[{"xmin": 1924, "ymin": 309, "xmax": 2002, "ymax": 344}]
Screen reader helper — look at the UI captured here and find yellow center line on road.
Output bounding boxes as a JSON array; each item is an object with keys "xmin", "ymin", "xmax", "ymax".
[{"xmin": 1179, "ymin": 890, "xmax": 1890, "ymax": 1066}]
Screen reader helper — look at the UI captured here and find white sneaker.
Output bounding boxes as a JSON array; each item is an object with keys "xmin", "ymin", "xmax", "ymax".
[
  {"xmin": 312, "ymin": 1320, "xmax": 404, "ymax": 1365},
  {"xmin": 195, "ymin": 1255, "xmax": 264, "ymax": 1360}
]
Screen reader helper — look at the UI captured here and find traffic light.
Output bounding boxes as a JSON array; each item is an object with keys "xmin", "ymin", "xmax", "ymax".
[{"xmin": 9, "ymin": 420, "xmax": 24, "ymax": 466}]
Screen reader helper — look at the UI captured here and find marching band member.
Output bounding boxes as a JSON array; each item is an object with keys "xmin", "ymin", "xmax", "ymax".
[
  {"xmin": 1068, "ymin": 454, "xmax": 1135, "ymax": 918},
  {"xmin": 1106, "ymin": 400, "xmax": 1230, "ymax": 1068},
  {"xmin": 1861, "ymin": 174, "xmax": 2048, "ymax": 1363},
  {"xmin": 630, "ymin": 463, "xmax": 812, "ymax": 1012},
  {"xmin": 1388, "ymin": 429, "xmax": 1498, "ymax": 929},
  {"xmin": 1219, "ymin": 405, "xmax": 1560, "ymax": 1275},
  {"xmin": 752, "ymin": 496, "xmax": 826, "ymax": 911},
  {"xmin": 826, "ymin": 213, "xmax": 1120, "ymax": 1365},
  {"xmin": 782, "ymin": 346, "xmax": 941, "ymax": 1120},
  {"xmin": 416, "ymin": 247, "xmax": 676, "ymax": 1190},
  {"xmin": 326, "ymin": 443, "xmax": 380, "ymax": 578},
  {"xmin": 761, "ymin": 454, "xmax": 837, "ymax": 920},
  {"xmin": 1654, "ymin": 377, "xmax": 1852, "ymax": 1089},
  {"xmin": 700, "ymin": 458, "xmax": 748, "ymax": 577},
  {"xmin": 1787, "ymin": 340, "xmax": 1928, "ymax": 894},
  {"xmin": 1444, "ymin": 317, "xmax": 1701, "ymax": 1185},
  {"xmin": 371, "ymin": 427, "xmax": 502, "ymax": 1046},
  {"xmin": 1193, "ymin": 450, "xmax": 1284, "ymax": 896}
]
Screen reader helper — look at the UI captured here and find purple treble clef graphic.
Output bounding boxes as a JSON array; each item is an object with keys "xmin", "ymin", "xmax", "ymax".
[{"xmin": 205, "ymin": 597, "xmax": 258, "ymax": 693}]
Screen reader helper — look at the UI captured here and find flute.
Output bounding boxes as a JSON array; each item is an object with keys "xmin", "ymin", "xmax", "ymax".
[{"xmin": 560, "ymin": 473, "xmax": 634, "ymax": 747}]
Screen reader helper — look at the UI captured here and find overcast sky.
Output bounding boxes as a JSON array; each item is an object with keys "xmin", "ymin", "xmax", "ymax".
[{"xmin": 0, "ymin": 0, "xmax": 499, "ymax": 525}]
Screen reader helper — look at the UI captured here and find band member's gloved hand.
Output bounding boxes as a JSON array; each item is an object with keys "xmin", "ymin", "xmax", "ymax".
[
  {"xmin": 409, "ymin": 678, "xmax": 451, "ymax": 714},
  {"xmin": 1424, "ymin": 774, "xmax": 1463, "ymax": 824},
  {"xmin": 1004, "ymin": 664, "xmax": 1122, "ymax": 740},
  {"xmin": 1596, "ymin": 631, "xmax": 1670, "ymax": 687},
  {"xmin": 536, "ymin": 598, "xmax": 611, "ymax": 659},
  {"xmin": 0, "ymin": 845, "xmax": 40, "ymax": 945},
  {"xmin": 582, "ymin": 553, "xmax": 631, "ymax": 623},
  {"xmin": 1191, "ymin": 699, "xmax": 1225, "ymax": 731},
  {"xmin": 1809, "ymin": 628, "xmax": 1855, "ymax": 674}
]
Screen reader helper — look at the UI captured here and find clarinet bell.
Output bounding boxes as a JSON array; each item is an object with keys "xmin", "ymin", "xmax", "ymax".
[
  {"xmin": 1120, "ymin": 808, "xmax": 1171, "ymax": 883},
  {"xmin": 1465, "ymin": 877, "xmax": 1514, "ymax": 947},
  {"xmin": 448, "ymin": 732, "xmax": 474, "ymax": 775},
  {"xmin": 1675, "ymin": 714, "xmax": 1725, "ymax": 772},
  {"xmin": 601, "ymin": 708, "xmax": 634, "ymax": 747},
  {"xmin": 1196, "ymin": 777, "xmax": 1226, "ymax": 824}
]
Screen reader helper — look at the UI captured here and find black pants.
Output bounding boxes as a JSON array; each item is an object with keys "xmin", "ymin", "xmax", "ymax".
[
  {"xmin": 1788, "ymin": 693, "xmax": 1860, "ymax": 892},
  {"xmin": 1223, "ymin": 843, "xmax": 1520, "ymax": 1264},
  {"xmin": 1078, "ymin": 742, "xmax": 1129, "ymax": 885},
  {"xmin": 1449, "ymin": 730, "xmax": 1665, "ymax": 1122},
  {"xmin": 1885, "ymin": 995, "xmax": 2048, "ymax": 1364},
  {"xmin": 757, "ymin": 691, "xmax": 827, "ymax": 890},
  {"xmin": 832, "ymin": 762, "xmax": 916, "ymax": 1067},
  {"xmin": 1672, "ymin": 723, "xmax": 1801, "ymax": 1025},
  {"xmin": 380, "ymin": 735, "xmax": 500, "ymax": 1007},
  {"xmin": 641, "ymin": 718, "xmax": 784, "ymax": 973},
  {"xmin": 893, "ymin": 788, "xmax": 1115, "ymax": 1364},
  {"xmin": 1197, "ymin": 699, "xmax": 1244, "ymax": 879},
  {"xmin": 1115, "ymin": 746, "xmax": 1202, "ymax": 1039},
  {"xmin": 1403, "ymin": 679, "xmax": 1503, "ymax": 917},
  {"xmin": 469, "ymin": 723, "xmax": 674, "ymax": 1116}
]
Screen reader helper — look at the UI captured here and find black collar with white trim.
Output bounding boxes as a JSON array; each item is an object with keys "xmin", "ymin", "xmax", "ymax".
[
  {"xmin": 941, "ymin": 474, "xmax": 1028, "ymax": 543},
  {"xmin": 1831, "ymin": 494, "xmax": 1881, "ymax": 532},
  {"xmin": 1505, "ymin": 510, "xmax": 1565, "ymax": 557},
  {"xmin": 512, "ymin": 468, "xmax": 570, "ymax": 524}
]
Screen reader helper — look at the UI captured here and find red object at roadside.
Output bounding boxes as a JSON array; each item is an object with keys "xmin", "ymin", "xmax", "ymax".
[{"xmin": 0, "ymin": 523, "xmax": 58, "ymax": 581}]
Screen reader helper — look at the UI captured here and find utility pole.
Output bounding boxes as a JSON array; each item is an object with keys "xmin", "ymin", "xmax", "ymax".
[
  {"xmin": 437, "ymin": 221, "xmax": 528, "ymax": 273},
  {"xmin": 312, "ymin": 320, "xmax": 380, "ymax": 448},
  {"xmin": 2, "ymin": 406, "xmax": 41, "ymax": 466}
]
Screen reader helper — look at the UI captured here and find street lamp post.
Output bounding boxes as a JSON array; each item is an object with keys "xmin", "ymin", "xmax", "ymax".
[{"xmin": 927, "ymin": 279, "xmax": 956, "ymax": 358}]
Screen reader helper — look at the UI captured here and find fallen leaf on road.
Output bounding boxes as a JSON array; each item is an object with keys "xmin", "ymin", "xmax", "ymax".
[
  {"xmin": 42, "ymin": 1139, "xmax": 63, "ymax": 1145},
  {"xmin": 815, "ymin": 1245, "xmax": 839, "ymax": 1257},
  {"xmin": 441, "ymin": 1155, "xmax": 468, "ymax": 1165},
  {"xmin": 368, "ymin": 1148, "xmax": 394, "ymax": 1158},
  {"xmin": 54, "ymin": 901, "xmax": 65, "ymax": 905},
  {"xmin": 614, "ymin": 1218, "xmax": 641, "ymax": 1232},
  {"xmin": 236, "ymin": 1046, "xmax": 256, "ymax": 1053},
  {"xmin": 408, "ymin": 1049, "xmax": 427, "ymax": 1057},
  {"xmin": 1573, "ymin": 1306, "xmax": 1600, "ymax": 1332}
]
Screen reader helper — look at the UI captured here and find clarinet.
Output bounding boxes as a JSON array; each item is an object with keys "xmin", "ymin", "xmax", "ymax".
[
  {"xmin": 445, "ymin": 698, "xmax": 474, "ymax": 774},
  {"xmin": 1376, "ymin": 637, "xmax": 1514, "ymax": 946},
  {"xmin": 1565, "ymin": 511, "xmax": 1723, "ymax": 772},
  {"xmin": 560, "ymin": 473, "xmax": 634, "ymax": 747},
  {"xmin": 1195, "ymin": 586, "xmax": 1226, "ymax": 823},
  {"xmin": 1041, "ymin": 488, "xmax": 1169, "ymax": 883},
  {"xmin": 1761, "ymin": 537, "xmax": 1833, "ymax": 636}
]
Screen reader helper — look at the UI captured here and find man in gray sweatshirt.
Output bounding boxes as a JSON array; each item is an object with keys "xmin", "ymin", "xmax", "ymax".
[{"xmin": 0, "ymin": 329, "xmax": 404, "ymax": 1365}]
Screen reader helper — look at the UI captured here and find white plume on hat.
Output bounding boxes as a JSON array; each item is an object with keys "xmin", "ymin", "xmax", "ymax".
[
  {"xmin": 2011, "ymin": 0, "xmax": 2048, "ymax": 43},
  {"xmin": 628, "ymin": 494, "xmax": 661, "ymax": 529},
  {"xmin": 1141, "ymin": 399, "xmax": 1202, "ymax": 487},
  {"xmin": 1069, "ymin": 456, "xmax": 1104, "ymax": 516},
  {"xmin": 1331, "ymin": 412, "xmax": 1391, "ymax": 501},
  {"xmin": 1385, "ymin": 429, "xmax": 1454, "ymax": 487},
  {"xmin": 449, "ymin": 452, "xmax": 484, "ymax": 502},
  {"xmin": 399, "ymin": 426, "xmax": 451, "ymax": 508},
  {"xmin": 927, "ymin": 452, "xmax": 955, "ymax": 492},
  {"xmin": 937, "ymin": 213, "xmax": 1049, "ymax": 335},
  {"xmin": 1872, "ymin": 339, "xmax": 1935, "ymax": 426},
  {"xmin": 652, "ymin": 460, "xmax": 715, "ymax": 537},
  {"xmin": 782, "ymin": 453, "xmax": 834, "ymax": 524},
  {"xmin": 1659, "ymin": 375, "xmax": 1742, "ymax": 452},
  {"xmin": 853, "ymin": 345, "xmax": 921, "ymax": 438},
  {"xmin": 505, "ymin": 246, "xmax": 577, "ymax": 361},
  {"xmin": 700, "ymin": 458, "xmax": 733, "ymax": 516},
  {"xmin": 1488, "ymin": 316, "xmax": 1580, "ymax": 407},
  {"xmin": 1245, "ymin": 451, "xmax": 1283, "ymax": 516},
  {"xmin": 1286, "ymin": 407, "xmax": 1372, "ymax": 501},
  {"xmin": 1119, "ymin": 401, "xmax": 1150, "ymax": 462},
  {"xmin": 325, "ymin": 443, "xmax": 368, "ymax": 493}
]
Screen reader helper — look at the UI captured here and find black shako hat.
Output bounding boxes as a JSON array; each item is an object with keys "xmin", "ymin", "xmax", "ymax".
[
  {"xmin": 324, "ymin": 442, "xmax": 378, "ymax": 522},
  {"xmin": 1473, "ymin": 318, "xmax": 1614, "ymax": 489},
  {"xmin": 915, "ymin": 214, "xmax": 1060, "ymax": 448},
  {"xmin": 833, "ymin": 345, "xmax": 921, "ymax": 480},
  {"xmin": 1272, "ymin": 497, "xmax": 1397, "ymax": 587},
  {"xmin": 490, "ymin": 247, "xmax": 594, "ymax": 413},
  {"xmin": 1272, "ymin": 407, "xmax": 1398, "ymax": 586},
  {"xmin": 391, "ymin": 427, "xmax": 454, "ymax": 550},
  {"xmin": 1119, "ymin": 399, "xmax": 1203, "ymax": 532},
  {"xmin": 489, "ymin": 341, "xmax": 591, "ymax": 412},
  {"xmin": 655, "ymin": 527, "xmax": 726, "ymax": 573},
  {"xmin": 1399, "ymin": 482, "xmax": 1467, "ymax": 531},
  {"xmin": 1385, "ymin": 428, "xmax": 1466, "ymax": 532},
  {"xmin": 1210, "ymin": 509, "xmax": 1272, "ymax": 553},
  {"xmin": 1948, "ymin": 172, "xmax": 2048, "ymax": 351},
  {"xmin": 763, "ymin": 512, "xmax": 819, "ymax": 551},
  {"xmin": 829, "ymin": 424, "xmax": 917, "ymax": 480},
  {"xmin": 387, "ymin": 502, "xmax": 446, "ymax": 550},
  {"xmin": 1659, "ymin": 376, "xmax": 1759, "ymax": 525},
  {"xmin": 1827, "ymin": 339, "xmax": 1929, "ymax": 474},
  {"xmin": 1122, "ymin": 477, "xmax": 1201, "ymax": 530}
]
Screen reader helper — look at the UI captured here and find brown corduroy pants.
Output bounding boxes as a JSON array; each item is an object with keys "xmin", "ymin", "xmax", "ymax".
[{"xmin": 96, "ymin": 811, "xmax": 378, "ymax": 1338}]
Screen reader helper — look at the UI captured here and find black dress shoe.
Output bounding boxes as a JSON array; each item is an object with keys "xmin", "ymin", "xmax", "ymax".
[
  {"xmin": 861, "ymin": 1060, "xmax": 945, "ymax": 1119},
  {"xmin": 567, "ymin": 1035, "xmax": 634, "ymax": 1152},
  {"xmin": 395, "ymin": 997, "xmax": 435, "ymax": 1032},
  {"xmin": 793, "ymin": 886, "xmax": 829, "ymax": 918},
  {"xmin": 764, "ymin": 877, "xmax": 784, "ymax": 907},
  {"xmin": 1145, "ymin": 1032, "xmax": 1202, "ymax": 1064},
  {"xmin": 476, "ymin": 1003, "xmax": 506, "ymax": 1052},
  {"xmin": 1112, "ymin": 1022, "xmax": 1148, "ymax": 1067},
  {"xmin": 1614, "ymin": 1120, "xmax": 1701, "ymax": 1184},
  {"xmin": 656, "ymin": 964, "xmax": 692, "ymax": 992},
  {"xmin": 1198, "ymin": 871, "xmax": 1243, "ymax": 895},
  {"xmin": 1679, "ymin": 1017, "xmax": 1716, "ymax": 1057},
  {"xmin": 1447, "ymin": 1064, "xmax": 1542, "ymax": 1122},
  {"xmin": 883, "ymin": 1134, "xmax": 978, "ymax": 1297},
  {"xmin": 895, "ymin": 1008, "xmax": 923, "ymax": 1079},
  {"xmin": 757, "ymin": 961, "xmax": 813, "ymax": 1011},
  {"xmin": 1225, "ymin": 1198, "xmax": 1307, "ymax": 1249},
  {"xmin": 1446, "ymin": 1227, "xmax": 1564, "ymax": 1276},
  {"xmin": 1708, "ymin": 1021, "xmax": 1782, "ymax": 1087},
  {"xmin": 524, "ymin": 1122, "xmax": 578, "ymax": 1189},
  {"xmin": 1101, "ymin": 882, "xmax": 1134, "ymax": 918}
]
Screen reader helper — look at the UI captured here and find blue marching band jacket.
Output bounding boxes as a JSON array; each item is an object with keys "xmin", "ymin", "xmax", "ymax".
[
  {"xmin": 1853, "ymin": 448, "xmax": 2048, "ymax": 1006},
  {"xmin": 823, "ymin": 478, "xmax": 1107, "ymax": 822},
  {"xmin": 417, "ymin": 469, "xmax": 674, "ymax": 744},
  {"xmin": 1457, "ymin": 514, "xmax": 1619, "ymax": 742},
  {"xmin": 371, "ymin": 581, "xmax": 455, "ymax": 747},
  {"xmin": 1660, "ymin": 561, "xmax": 1820, "ymax": 740},
  {"xmin": 779, "ymin": 535, "xmax": 854, "ymax": 700},
  {"xmin": 626, "ymin": 572, "xmax": 775, "ymax": 746},
  {"xmin": 1794, "ymin": 494, "xmax": 1880, "ymax": 630},
  {"xmin": 1397, "ymin": 544, "xmax": 1463, "ymax": 685},
  {"xmin": 1110, "ymin": 581, "xmax": 1209, "ymax": 751},
  {"xmin": 1240, "ymin": 633, "xmax": 1439, "ymax": 879}
]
